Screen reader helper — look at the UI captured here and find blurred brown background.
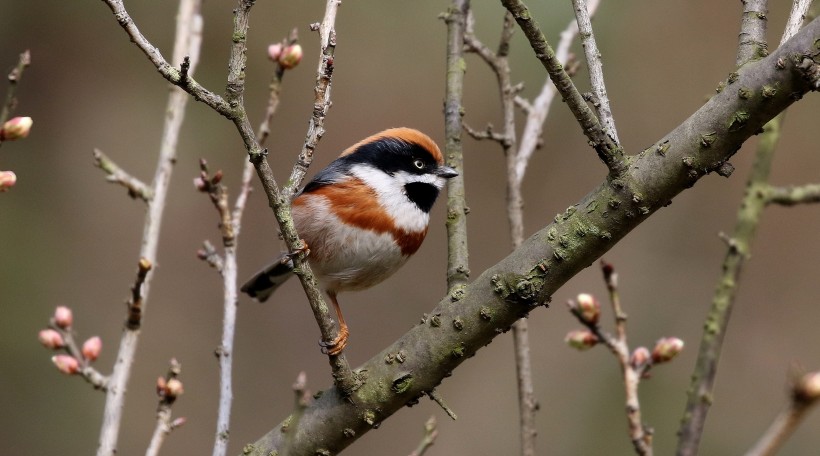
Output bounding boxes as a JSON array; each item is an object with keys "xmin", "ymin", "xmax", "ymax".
[{"xmin": 1, "ymin": 0, "xmax": 819, "ymax": 455}]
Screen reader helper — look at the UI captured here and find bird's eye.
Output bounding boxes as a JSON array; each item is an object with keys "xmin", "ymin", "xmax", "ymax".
[{"xmin": 413, "ymin": 159, "xmax": 425, "ymax": 170}]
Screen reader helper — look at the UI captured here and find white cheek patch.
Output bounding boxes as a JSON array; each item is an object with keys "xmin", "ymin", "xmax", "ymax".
[{"xmin": 350, "ymin": 165, "xmax": 431, "ymax": 233}]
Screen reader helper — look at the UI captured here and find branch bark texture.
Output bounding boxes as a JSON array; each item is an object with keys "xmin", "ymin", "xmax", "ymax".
[
  {"xmin": 443, "ymin": 0, "xmax": 471, "ymax": 292},
  {"xmin": 243, "ymin": 18, "xmax": 820, "ymax": 456}
]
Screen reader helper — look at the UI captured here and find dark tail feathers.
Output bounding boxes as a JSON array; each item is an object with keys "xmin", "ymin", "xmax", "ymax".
[{"xmin": 240, "ymin": 254, "xmax": 295, "ymax": 302}]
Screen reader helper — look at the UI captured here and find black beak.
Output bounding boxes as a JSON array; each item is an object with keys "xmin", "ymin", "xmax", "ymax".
[{"xmin": 436, "ymin": 165, "xmax": 459, "ymax": 179}]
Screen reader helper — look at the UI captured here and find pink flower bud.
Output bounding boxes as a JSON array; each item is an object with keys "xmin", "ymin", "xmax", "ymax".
[
  {"xmin": 1, "ymin": 116, "xmax": 33, "ymax": 140},
  {"xmin": 156, "ymin": 376, "xmax": 167, "ymax": 396},
  {"xmin": 565, "ymin": 329, "xmax": 598, "ymax": 351},
  {"xmin": 164, "ymin": 378, "xmax": 184, "ymax": 398},
  {"xmin": 171, "ymin": 417, "xmax": 187, "ymax": 429},
  {"xmin": 52, "ymin": 354, "xmax": 79, "ymax": 375},
  {"xmin": 278, "ymin": 44, "xmax": 303, "ymax": 69},
  {"xmin": 630, "ymin": 346, "xmax": 650, "ymax": 369},
  {"xmin": 38, "ymin": 329, "xmax": 65, "ymax": 349},
  {"xmin": 267, "ymin": 43, "xmax": 284, "ymax": 62},
  {"xmin": 82, "ymin": 336, "xmax": 102, "ymax": 362},
  {"xmin": 0, "ymin": 171, "xmax": 16, "ymax": 191},
  {"xmin": 795, "ymin": 371, "xmax": 820, "ymax": 403},
  {"xmin": 193, "ymin": 176, "xmax": 208, "ymax": 192},
  {"xmin": 574, "ymin": 293, "xmax": 600, "ymax": 325},
  {"xmin": 54, "ymin": 306, "xmax": 73, "ymax": 329},
  {"xmin": 652, "ymin": 337, "xmax": 684, "ymax": 363}
]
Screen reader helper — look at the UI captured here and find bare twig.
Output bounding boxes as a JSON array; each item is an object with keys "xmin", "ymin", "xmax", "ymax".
[
  {"xmin": 146, "ymin": 359, "xmax": 186, "ymax": 456},
  {"xmin": 465, "ymin": 4, "xmax": 599, "ymax": 454},
  {"xmin": 516, "ymin": 0, "xmax": 599, "ymax": 181},
  {"xmin": 676, "ymin": 3, "xmax": 813, "ymax": 454},
  {"xmin": 500, "ymin": 0, "xmax": 625, "ymax": 174},
  {"xmin": 427, "ymin": 389, "xmax": 458, "ymax": 420},
  {"xmin": 209, "ymin": 39, "xmax": 296, "ymax": 455},
  {"xmin": 443, "ymin": 0, "xmax": 471, "ymax": 292},
  {"xmin": 571, "ymin": 0, "xmax": 619, "ymax": 144},
  {"xmin": 765, "ymin": 183, "xmax": 820, "ymax": 206},
  {"xmin": 745, "ymin": 371, "xmax": 820, "ymax": 456},
  {"xmin": 0, "ymin": 50, "xmax": 31, "ymax": 128},
  {"xmin": 781, "ymin": 0, "xmax": 813, "ymax": 43},
  {"xmin": 93, "ymin": 148, "xmax": 153, "ymax": 201},
  {"xmin": 462, "ymin": 122, "xmax": 509, "ymax": 145},
  {"xmin": 737, "ymin": 0, "xmax": 769, "ymax": 66},
  {"xmin": 97, "ymin": 1, "xmax": 202, "ymax": 454},
  {"xmin": 197, "ymin": 240, "xmax": 224, "ymax": 273},
  {"xmin": 568, "ymin": 263, "xmax": 656, "ymax": 455},
  {"xmin": 408, "ymin": 416, "xmax": 439, "ymax": 456},
  {"xmin": 282, "ymin": 4, "xmax": 339, "ymax": 199}
]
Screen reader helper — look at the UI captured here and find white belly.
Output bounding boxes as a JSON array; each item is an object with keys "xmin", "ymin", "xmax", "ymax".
[{"xmin": 293, "ymin": 196, "xmax": 409, "ymax": 292}]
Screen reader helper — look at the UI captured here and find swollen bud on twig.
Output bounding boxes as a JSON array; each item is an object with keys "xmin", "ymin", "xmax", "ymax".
[
  {"xmin": 0, "ymin": 170, "xmax": 16, "ymax": 191},
  {"xmin": 267, "ymin": 43, "xmax": 284, "ymax": 62},
  {"xmin": 278, "ymin": 44, "xmax": 303, "ymax": 69},
  {"xmin": 794, "ymin": 371, "xmax": 820, "ymax": 404},
  {"xmin": 52, "ymin": 354, "xmax": 79, "ymax": 375},
  {"xmin": 630, "ymin": 346, "xmax": 650, "ymax": 370},
  {"xmin": 572, "ymin": 293, "xmax": 600, "ymax": 325},
  {"xmin": 164, "ymin": 378, "xmax": 184, "ymax": 399},
  {"xmin": 38, "ymin": 329, "xmax": 65, "ymax": 349},
  {"xmin": 54, "ymin": 306, "xmax": 73, "ymax": 329},
  {"xmin": 82, "ymin": 336, "xmax": 102, "ymax": 362},
  {"xmin": 565, "ymin": 329, "xmax": 599, "ymax": 351},
  {"xmin": 1, "ymin": 116, "xmax": 33, "ymax": 140},
  {"xmin": 651, "ymin": 337, "xmax": 684, "ymax": 363}
]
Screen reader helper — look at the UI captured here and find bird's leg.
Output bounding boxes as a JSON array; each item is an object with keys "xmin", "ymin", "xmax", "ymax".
[
  {"xmin": 284, "ymin": 239, "xmax": 310, "ymax": 263},
  {"xmin": 319, "ymin": 291, "xmax": 349, "ymax": 356}
]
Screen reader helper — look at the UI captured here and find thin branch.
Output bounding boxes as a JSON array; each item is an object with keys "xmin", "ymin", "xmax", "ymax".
[
  {"xmin": 282, "ymin": 4, "xmax": 339, "ymax": 199},
  {"xmin": 260, "ymin": 0, "xmax": 361, "ymax": 393},
  {"xmin": 408, "ymin": 416, "xmax": 439, "ymax": 456},
  {"xmin": 146, "ymin": 359, "xmax": 186, "ymax": 456},
  {"xmin": 516, "ymin": 0, "xmax": 600, "ymax": 181},
  {"xmin": 765, "ymin": 183, "xmax": 820, "ymax": 206},
  {"xmin": 745, "ymin": 371, "xmax": 820, "ymax": 456},
  {"xmin": 427, "ymin": 389, "xmax": 458, "ymax": 420},
  {"xmin": 101, "ymin": 0, "xmax": 230, "ymax": 116},
  {"xmin": 569, "ymin": 263, "xmax": 653, "ymax": 455},
  {"xmin": 500, "ymin": 0, "xmax": 625, "ymax": 174},
  {"xmin": 93, "ymin": 148, "xmax": 153, "ymax": 202},
  {"xmin": 210, "ymin": 37, "xmax": 296, "ymax": 455},
  {"xmin": 676, "ymin": 4, "xmax": 813, "ymax": 454},
  {"xmin": 572, "ymin": 0, "xmax": 619, "ymax": 144},
  {"xmin": 0, "ymin": 49, "xmax": 31, "ymax": 127},
  {"xmin": 97, "ymin": 1, "xmax": 202, "ymax": 454},
  {"xmin": 781, "ymin": 0, "xmax": 813, "ymax": 43},
  {"xmin": 198, "ymin": 240, "xmax": 224, "ymax": 273},
  {"xmin": 465, "ymin": 4, "xmax": 601, "ymax": 455},
  {"xmin": 737, "ymin": 0, "xmax": 769, "ymax": 67},
  {"xmin": 443, "ymin": 0, "xmax": 471, "ymax": 292},
  {"xmin": 463, "ymin": 122, "xmax": 509, "ymax": 145}
]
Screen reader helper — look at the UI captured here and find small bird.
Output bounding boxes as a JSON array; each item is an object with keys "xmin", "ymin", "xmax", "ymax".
[{"xmin": 241, "ymin": 128, "xmax": 457, "ymax": 355}]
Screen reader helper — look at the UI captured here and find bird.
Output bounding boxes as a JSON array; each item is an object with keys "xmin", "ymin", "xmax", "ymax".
[{"xmin": 241, "ymin": 128, "xmax": 458, "ymax": 355}]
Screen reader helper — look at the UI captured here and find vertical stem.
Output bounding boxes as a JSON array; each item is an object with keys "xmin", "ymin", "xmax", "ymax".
[
  {"xmin": 97, "ymin": 1, "xmax": 202, "ymax": 454},
  {"xmin": 677, "ymin": 2, "xmax": 809, "ymax": 452},
  {"xmin": 443, "ymin": 0, "xmax": 471, "ymax": 292}
]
